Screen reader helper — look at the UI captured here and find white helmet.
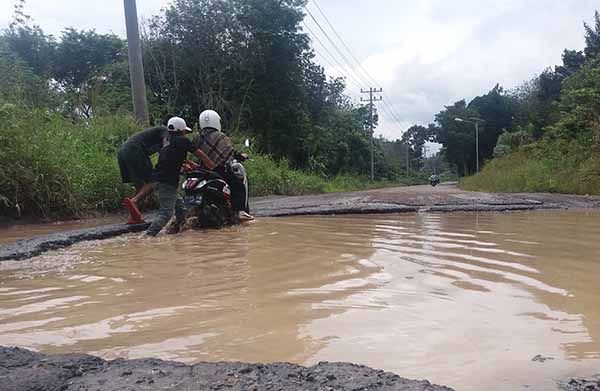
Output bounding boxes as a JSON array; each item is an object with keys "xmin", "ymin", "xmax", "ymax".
[
  {"xmin": 199, "ymin": 110, "xmax": 221, "ymax": 131},
  {"xmin": 167, "ymin": 116, "xmax": 191, "ymax": 133}
]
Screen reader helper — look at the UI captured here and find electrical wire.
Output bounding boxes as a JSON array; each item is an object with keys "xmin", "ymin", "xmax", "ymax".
[
  {"xmin": 303, "ymin": 6, "xmax": 370, "ymax": 88},
  {"xmin": 302, "ymin": 22, "xmax": 365, "ymax": 90},
  {"xmin": 311, "ymin": 0, "xmax": 381, "ymax": 88}
]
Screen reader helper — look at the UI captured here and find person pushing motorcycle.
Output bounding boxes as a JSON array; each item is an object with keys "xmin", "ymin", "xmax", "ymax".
[
  {"xmin": 145, "ymin": 117, "xmax": 215, "ymax": 236},
  {"xmin": 117, "ymin": 120, "xmax": 173, "ymax": 224}
]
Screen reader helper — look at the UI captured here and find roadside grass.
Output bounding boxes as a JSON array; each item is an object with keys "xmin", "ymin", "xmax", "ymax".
[
  {"xmin": 460, "ymin": 145, "xmax": 600, "ymax": 195},
  {"xmin": 1, "ymin": 108, "xmax": 412, "ymax": 220},
  {"xmin": 245, "ymin": 154, "xmax": 417, "ymax": 196},
  {"xmin": 0, "ymin": 106, "xmax": 138, "ymax": 219}
]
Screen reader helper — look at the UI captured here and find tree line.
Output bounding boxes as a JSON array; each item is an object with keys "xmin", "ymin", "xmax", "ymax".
[
  {"xmin": 0, "ymin": 0, "xmax": 428, "ymax": 182},
  {"xmin": 401, "ymin": 10, "xmax": 600, "ymax": 176}
]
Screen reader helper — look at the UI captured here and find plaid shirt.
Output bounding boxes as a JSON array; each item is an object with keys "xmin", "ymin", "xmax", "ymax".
[{"xmin": 194, "ymin": 129, "xmax": 235, "ymax": 168}]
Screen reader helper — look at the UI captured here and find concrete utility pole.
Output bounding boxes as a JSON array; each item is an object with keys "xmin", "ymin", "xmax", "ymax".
[
  {"xmin": 406, "ymin": 144, "xmax": 409, "ymax": 178},
  {"xmin": 124, "ymin": 0, "xmax": 149, "ymax": 125},
  {"xmin": 361, "ymin": 88, "xmax": 382, "ymax": 181}
]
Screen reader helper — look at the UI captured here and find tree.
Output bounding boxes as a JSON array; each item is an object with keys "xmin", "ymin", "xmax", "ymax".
[
  {"xmin": 53, "ymin": 28, "xmax": 127, "ymax": 117},
  {"xmin": 545, "ymin": 58, "xmax": 600, "ymax": 142},
  {"xmin": 401, "ymin": 124, "xmax": 432, "ymax": 169},
  {"xmin": 4, "ymin": 0, "xmax": 56, "ymax": 79},
  {"xmin": 584, "ymin": 11, "xmax": 600, "ymax": 60},
  {"xmin": 53, "ymin": 29, "xmax": 125, "ymax": 89},
  {"xmin": 557, "ymin": 49, "xmax": 586, "ymax": 77},
  {"xmin": 433, "ymin": 100, "xmax": 477, "ymax": 175},
  {"xmin": 467, "ymin": 84, "xmax": 516, "ymax": 162}
]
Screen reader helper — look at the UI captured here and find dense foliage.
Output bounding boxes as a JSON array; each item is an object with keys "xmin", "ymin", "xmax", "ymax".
[{"xmin": 0, "ymin": 0, "xmax": 420, "ymax": 219}]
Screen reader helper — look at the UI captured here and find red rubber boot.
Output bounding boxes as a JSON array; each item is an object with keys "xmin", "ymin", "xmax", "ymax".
[{"xmin": 123, "ymin": 198, "xmax": 145, "ymax": 224}]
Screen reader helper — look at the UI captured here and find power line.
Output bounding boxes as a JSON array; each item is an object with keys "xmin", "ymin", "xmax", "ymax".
[
  {"xmin": 302, "ymin": 22, "xmax": 365, "ymax": 90},
  {"xmin": 382, "ymin": 96, "xmax": 406, "ymax": 126},
  {"xmin": 304, "ymin": 1, "xmax": 416, "ymax": 143},
  {"xmin": 381, "ymin": 98, "xmax": 404, "ymax": 129},
  {"xmin": 377, "ymin": 100, "xmax": 406, "ymax": 135},
  {"xmin": 310, "ymin": 0, "xmax": 380, "ymax": 88},
  {"xmin": 303, "ymin": 6, "xmax": 370, "ymax": 88},
  {"xmin": 306, "ymin": 1, "xmax": 409, "ymax": 132}
]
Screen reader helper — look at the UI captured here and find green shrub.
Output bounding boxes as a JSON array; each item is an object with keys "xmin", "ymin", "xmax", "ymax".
[
  {"xmin": 1, "ymin": 108, "xmax": 405, "ymax": 219},
  {"xmin": 0, "ymin": 106, "xmax": 138, "ymax": 218},
  {"xmin": 461, "ymin": 144, "xmax": 600, "ymax": 195}
]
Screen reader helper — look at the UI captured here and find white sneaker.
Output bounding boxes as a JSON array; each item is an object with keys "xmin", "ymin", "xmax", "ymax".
[{"xmin": 238, "ymin": 211, "xmax": 255, "ymax": 222}]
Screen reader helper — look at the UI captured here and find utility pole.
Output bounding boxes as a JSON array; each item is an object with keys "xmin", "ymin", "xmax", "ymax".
[
  {"xmin": 423, "ymin": 145, "xmax": 430, "ymax": 174},
  {"xmin": 123, "ymin": 0, "xmax": 149, "ymax": 125},
  {"xmin": 406, "ymin": 144, "xmax": 409, "ymax": 178},
  {"xmin": 475, "ymin": 121, "xmax": 479, "ymax": 173},
  {"xmin": 361, "ymin": 88, "xmax": 382, "ymax": 181}
]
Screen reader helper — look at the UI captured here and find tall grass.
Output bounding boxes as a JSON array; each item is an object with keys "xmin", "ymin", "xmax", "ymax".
[
  {"xmin": 245, "ymin": 154, "xmax": 406, "ymax": 196},
  {"xmin": 461, "ymin": 143, "xmax": 600, "ymax": 194},
  {"xmin": 1, "ymin": 108, "xmax": 407, "ymax": 220},
  {"xmin": 0, "ymin": 105, "xmax": 138, "ymax": 219}
]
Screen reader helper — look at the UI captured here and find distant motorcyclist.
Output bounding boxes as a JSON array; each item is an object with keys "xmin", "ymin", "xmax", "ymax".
[
  {"xmin": 193, "ymin": 109, "xmax": 253, "ymax": 221},
  {"xmin": 430, "ymin": 174, "xmax": 440, "ymax": 187}
]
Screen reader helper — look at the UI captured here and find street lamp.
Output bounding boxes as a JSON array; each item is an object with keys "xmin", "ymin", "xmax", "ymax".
[{"xmin": 455, "ymin": 117, "xmax": 485, "ymax": 173}]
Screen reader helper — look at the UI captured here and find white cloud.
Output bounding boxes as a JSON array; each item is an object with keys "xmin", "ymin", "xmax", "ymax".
[
  {"xmin": 0, "ymin": 0, "xmax": 169, "ymax": 36},
  {"xmin": 1, "ymin": 0, "xmax": 598, "ymax": 144}
]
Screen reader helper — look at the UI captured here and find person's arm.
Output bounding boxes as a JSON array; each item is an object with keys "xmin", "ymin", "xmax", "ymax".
[{"xmin": 192, "ymin": 149, "xmax": 215, "ymax": 170}]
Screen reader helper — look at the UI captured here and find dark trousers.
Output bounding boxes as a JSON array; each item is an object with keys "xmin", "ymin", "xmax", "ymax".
[
  {"xmin": 216, "ymin": 167, "xmax": 249, "ymax": 213},
  {"xmin": 146, "ymin": 182, "xmax": 185, "ymax": 236}
]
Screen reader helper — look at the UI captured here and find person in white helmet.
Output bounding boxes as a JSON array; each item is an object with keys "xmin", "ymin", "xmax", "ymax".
[
  {"xmin": 194, "ymin": 109, "xmax": 253, "ymax": 221},
  {"xmin": 146, "ymin": 116, "xmax": 215, "ymax": 236}
]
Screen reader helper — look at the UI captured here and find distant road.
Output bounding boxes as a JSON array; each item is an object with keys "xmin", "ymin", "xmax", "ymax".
[{"xmin": 251, "ymin": 182, "xmax": 600, "ymax": 216}]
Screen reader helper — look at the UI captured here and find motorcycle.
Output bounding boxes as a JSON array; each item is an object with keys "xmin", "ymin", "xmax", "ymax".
[
  {"xmin": 430, "ymin": 175, "xmax": 440, "ymax": 187},
  {"xmin": 177, "ymin": 157, "xmax": 249, "ymax": 230}
]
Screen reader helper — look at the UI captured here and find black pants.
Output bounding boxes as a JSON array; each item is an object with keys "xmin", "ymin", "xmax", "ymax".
[{"xmin": 216, "ymin": 167, "xmax": 249, "ymax": 213}]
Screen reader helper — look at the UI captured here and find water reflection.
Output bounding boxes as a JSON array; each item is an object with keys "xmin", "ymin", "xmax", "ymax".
[
  {"xmin": 303, "ymin": 212, "xmax": 600, "ymax": 390},
  {"xmin": 1, "ymin": 212, "xmax": 600, "ymax": 391},
  {"xmin": 0, "ymin": 216, "xmax": 382, "ymax": 364}
]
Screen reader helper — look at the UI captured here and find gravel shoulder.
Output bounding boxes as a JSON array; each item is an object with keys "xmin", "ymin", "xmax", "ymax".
[
  {"xmin": 1, "ymin": 183, "xmax": 599, "ymax": 261},
  {"xmin": 0, "ymin": 346, "xmax": 455, "ymax": 391}
]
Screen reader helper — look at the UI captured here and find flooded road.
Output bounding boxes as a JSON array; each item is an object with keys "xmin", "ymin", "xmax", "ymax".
[
  {"xmin": 0, "ymin": 216, "xmax": 124, "ymax": 245},
  {"xmin": 0, "ymin": 211, "xmax": 599, "ymax": 390}
]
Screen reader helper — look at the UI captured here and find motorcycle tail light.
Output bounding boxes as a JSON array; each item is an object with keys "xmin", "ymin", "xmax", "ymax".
[{"xmin": 185, "ymin": 179, "xmax": 199, "ymax": 190}]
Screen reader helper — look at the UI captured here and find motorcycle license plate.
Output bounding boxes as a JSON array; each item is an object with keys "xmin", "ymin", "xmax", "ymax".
[{"xmin": 185, "ymin": 195, "xmax": 203, "ymax": 206}]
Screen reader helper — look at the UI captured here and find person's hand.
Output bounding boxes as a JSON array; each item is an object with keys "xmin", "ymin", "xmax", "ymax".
[
  {"xmin": 182, "ymin": 160, "xmax": 201, "ymax": 172},
  {"xmin": 238, "ymin": 153, "xmax": 248, "ymax": 161}
]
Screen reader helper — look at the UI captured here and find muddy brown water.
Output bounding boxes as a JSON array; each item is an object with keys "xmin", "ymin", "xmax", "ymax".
[
  {"xmin": 0, "ymin": 211, "xmax": 599, "ymax": 390},
  {"xmin": 0, "ymin": 216, "xmax": 124, "ymax": 245}
]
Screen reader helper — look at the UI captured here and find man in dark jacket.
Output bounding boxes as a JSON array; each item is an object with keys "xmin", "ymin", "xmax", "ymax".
[{"xmin": 117, "ymin": 122, "xmax": 174, "ymax": 224}]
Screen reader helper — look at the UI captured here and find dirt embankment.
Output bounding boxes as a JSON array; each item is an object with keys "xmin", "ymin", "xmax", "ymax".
[
  {"xmin": 1, "ymin": 184, "xmax": 599, "ymax": 261},
  {"xmin": 0, "ymin": 346, "xmax": 454, "ymax": 391}
]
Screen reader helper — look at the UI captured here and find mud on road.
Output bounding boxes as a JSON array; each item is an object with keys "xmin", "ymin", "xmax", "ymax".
[
  {"xmin": 250, "ymin": 183, "xmax": 600, "ymax": 216},
  {"xmin": 0, "ymin": 346, "xmax": 454, "ymax": 391},
  {"xmin": 1, "ymin": 184, "xmax": 599, "ymax": 261}
]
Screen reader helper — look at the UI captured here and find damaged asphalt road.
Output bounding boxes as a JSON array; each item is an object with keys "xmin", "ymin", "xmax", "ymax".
[
  {"xmin": 0, "ymin": 346, "xmax": 455, "ymax": 391},
  {"xmin": 2, "ymin": 184, "xmax": 600, "ymax": 261}
]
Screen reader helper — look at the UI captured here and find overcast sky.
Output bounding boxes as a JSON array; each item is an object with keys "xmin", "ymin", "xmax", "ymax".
[{"xmin": 1, "ymin": 0, "xmax": 598, "ymax": 143}]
